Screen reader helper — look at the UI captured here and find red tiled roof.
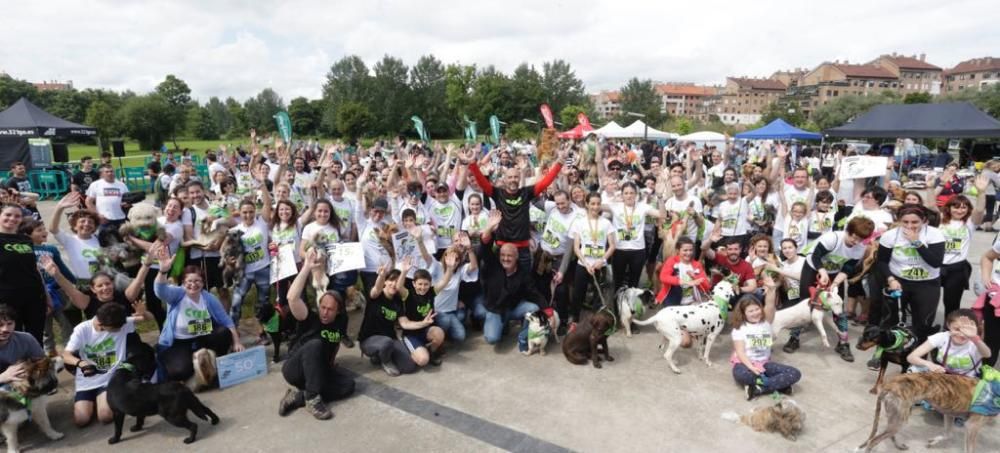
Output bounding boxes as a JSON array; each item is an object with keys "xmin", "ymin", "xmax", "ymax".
[
  {"xmin": 728, "ymin": 77, "xmax": 786, "ymax": 91},
  {"xmin": 882, "ymin": 55, "xmax": 941, "ymax": 71},
  {"xmin": 947, "ymin": 57, "xmax": 1000, "ymax": 75},
  {"xmin": 655, "ymin": 84, "xmax": 718, "ymax": 96},
  {"xmin": 833, "ymin": 64, "xmax": 897, "ymax": 79}
]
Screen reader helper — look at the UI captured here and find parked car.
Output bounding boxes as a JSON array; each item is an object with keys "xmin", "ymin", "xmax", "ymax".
[
  {"xmin": 830, "ymin": 141, "xmax": 872, "ymax": 155},
  {"xmin": 878, "ymin": 142, "xmax": 933, "ymax": 173}
]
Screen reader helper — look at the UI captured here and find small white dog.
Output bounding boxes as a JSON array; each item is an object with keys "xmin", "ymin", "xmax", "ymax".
[
  {"xmin": 632, "ymin": 281, "xmax": 736, "ymax": 374},
  {"xmin": 771, "ymin": 290, "xmax": 845, "ymax": 349},
  {"xmin": 616, "ymin": 287, "xmax": 655, "ymax": 337},
  {"xmin": 522, "ymin": 311, "xmax": 551, "ymax": 356}
]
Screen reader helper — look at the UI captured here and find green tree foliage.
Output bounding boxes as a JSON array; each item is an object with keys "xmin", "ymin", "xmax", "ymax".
[
  {"xmin": 470, "ymin": 66, "xmax": 512, "ymax": 124},
  {"xmin": 674, "ymin": 117, "xmax": 694, "ymax": 135},
  {"xmin": 410, "ymin": 55, "xmax": 455, "ymax": 138},
  {"xmin": 155, "ymin": 75, "xmax": 192, "ymax": 148},
  {"xmin": 288, "ymin": 97, "xmax": 319, "ymax": 136},
  {"xmin": 505, "ymin": 122, "xmax": 535, "ymax": 141},
  {"xmin": 117, "ymin": 94, "xmax": 173, "ymax": 151},
  {"xmin": 243, "ymin": 88, "xmax": 284, "ymax": 133},
  {"xmin": 938, "ymin": 84, "xmax": 1000, "ymax": 118},
  {"xmin": 541, "ymin": 60, "xmax": 587, "ymax": 115},
  {"xmin": 39, "ymin": 89, "xmax": 89, "ymax": 123},
  {"xmin": 559, "ymin": 104, "xmax": 588, "ymax": 128},
  {"xmin": 617, "ymin": 78, "xmax": 665, "ymax": 126},
  {"xmin": 444, "ymin": 64, "xmax": 477, "ymax": 119},
  {"xmin": 811, "ymin": 90, "xmax": 902, "ymax": 130},
  {"xmin": 224, "ymin": 97, "xmax": 247, "ymax": 139},
  {"xmin": 84, "ymin": 100, "xmax": 120, "ymax": 149},
  {"xmin": 903, "ymin": 92, "xmax": 933, "ymax": 104},
  {"xmin": 759, "ymin": 101, "xmax": 806, "ymax": 127},
  {"xmin": 370, "ymin": 55, "xmax": 412, "ymax": 136},
  {"xmin": 186, "ymin": 105, "xmax": 219, "ymax": 140},
  {"xmin": 321, "ymin": 55, "xmax": 371, "ymax": 135},
  {"xmin": 0, "ymin": 74, "xmax": 40, "ymax": 108},
  {"xmin": 336, "ymin": 101, "xmax": 373, "ymax": 141},
  {"xmin": 204, "ymin": 97, "xmax": 232, "ymax": 138},
  {"xmin": 509, "ymin": 63, "xmax": 545, "ymax": 123}
]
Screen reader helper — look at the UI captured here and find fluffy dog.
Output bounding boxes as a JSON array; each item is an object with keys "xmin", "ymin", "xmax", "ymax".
[
  {"xmin": 725, "ymin": 397, "xmax": 806, "ymax": 441},
  {"xmin": 0, "ymin": 357, "xmax": 63, "ymax": 453},
  {"xmin": 771, "ymin": 291, "xmax": 844, "ymax": 349},
  {"xmin": 522, "ymin": 310, "xmax": 551, "ymax": 356},
  {"xmin": 309, "ymin": 235, "xmax": 330, "ymax": 296},
  {"xmin": 192, "ymin": 215, "xmax": 230, "ymax": 250},
  {"xmin": 855, "ymin": 324, "xmax": 918, "ymax": 395},
  {"xmin": 857, "ymin": 372, "xmax": 992, "ymax": 453},
  {"xmin": 219, "ymin": 229, "xmax": 245, "ymax": 289},
  {"xmin": 188, "ymin": 348, "xmax": 218, "ymax": 393},
  {"xmin": 616, "ymin": 287, "xmax": 655, "ymax": 337},
  {"xmin": 562, "ymin": 311, "xmax": 615, "ymax": 368},
  {"xmin": 631, "ymin": 281, "xmax": 735, "ymax": 374},
  {"xmin": 107, "ymin": 344, "xmax": 220, "ymax": 445},
  {"xmin": 118, "ymin": 203, "xmax": 167, "ymax": 269}
]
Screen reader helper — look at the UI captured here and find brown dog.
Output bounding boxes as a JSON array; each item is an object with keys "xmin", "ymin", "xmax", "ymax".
[
  {"xmin": 562, "ymin": 311, "xmax": 615, "ymax": 368},
  {"xmin": 739, "ymin": 397, "xmax": 805, "ymax": 441},
  {"xmin": 858, "ymin": 372, "xmax": 988, "ymax": 452}
]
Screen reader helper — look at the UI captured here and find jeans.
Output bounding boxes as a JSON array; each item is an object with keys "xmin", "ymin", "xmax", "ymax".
[
  {"xmin": 231, "ymin": 266, "xmax": 272, "ymax": 322},
  {"xmin": 434, "ymin": 308, "xmax": 467, "ymax": 342},
  {"xmin": 732, "ymin": 362, "xmax": 802, "ymax": 394},
  {"xmin": 475, "ymin": 300, "xmax": 538, "ymax": 345}
]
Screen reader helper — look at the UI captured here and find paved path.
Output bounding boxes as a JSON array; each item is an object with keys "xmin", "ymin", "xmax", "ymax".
[{"xmin": 17, "ymin": 200, "xmax": 1000, "ymax": 452}]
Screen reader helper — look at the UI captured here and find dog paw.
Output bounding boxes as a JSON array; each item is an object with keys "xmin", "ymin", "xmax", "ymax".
[
  {"xmin": 184, "ymin": 436, "xmax": 196, "ymax": 444},
  {"xmin": 540, "ymin": 350, "xmax": 547, "ymax": 356},
  {"xmin": 704, "ymin": 360, "xmax": 714, "ymax": 367},
  {"xmin": 45, "ymin": 430, "xmax": 64, "ymax": 440},
  {"xmin": 606, "ymin": 356, "xmax": 615, "ymax": 362},
  {"xmin": 593, "ymin": 362, "xmax": 603, "ymax": 369}
]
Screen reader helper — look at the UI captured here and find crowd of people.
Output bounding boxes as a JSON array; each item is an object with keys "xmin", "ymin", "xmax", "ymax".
[{"xmin": 0, "ymin": 128, "xmax": 999, "ymax": 431}]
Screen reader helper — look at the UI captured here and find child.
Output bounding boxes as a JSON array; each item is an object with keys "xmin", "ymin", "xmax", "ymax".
[
  {"xmin": 730, "ymin": 275, "xmax": 802, "ymax": 400},
  {"xmin": 781, "ymin": 200, "xmax": 811, "ymax": 255},
  {"xmin": 808, "ymin": 190, "xmax": 836, "ymax": 240},
  {"xmin": 360, "ymin": 264, "xmax": 417, "ymax": 377},
  {"xmin": 22, "ymin": 219, "xmax": 75, "ymax": 357},
  {"xmin": 398, "ymin": 259, "xmax": 446, "ymax": 367},
  {"xmin": 907, "ymin": 308, "xmax": 991, "ymax": 378},
  {"xmin": 433, "ymin": 236, "xmax": 478, "ymax": 343}
]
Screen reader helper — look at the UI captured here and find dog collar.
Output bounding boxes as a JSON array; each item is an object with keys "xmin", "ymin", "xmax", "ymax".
[
  {"xmin": 527, "ymin": 328, "xmax": 548, "ymax": 340},
  {"xmin": 713, "ymin": 295, "xmax": 730, "ymax": 321},
  {"xmin": 599, "ymin": 307, "xmax": 618, "ymax": 337},
  {"xmin": 118, "ymin": 362, "xmax": 136, "ymax": 373}
]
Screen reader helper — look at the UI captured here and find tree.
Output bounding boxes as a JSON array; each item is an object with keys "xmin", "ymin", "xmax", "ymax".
[
  {"xmin": 0, "ymin": 74, "xmax": 39, "ymax": 109},
  {"xmin": 287, "ymin": 97, "xmax": 319, "ymax": 136},
  {"xmin": 321, "ymin": 55, "xmax": 371, "ymax": 134},
  {"xmin": 336, "ymin": 101, "xmax": 373, "ymax": 141},
  {"xmin": 617, "ymin": 78, "xmax": 665, "ymax": 126},
  {"xmin": 117, "ymin": 94, "xmax": 173, "ymax": 151},
  {"xmin": 759, "ymin": 100, "xmax": 806, "ymax": 127},
  {"xmin": 811, "ymin": 91, "xmax": 902, "ymax": 130},
  {"xmin": 674, "ymin": 117, "xmax": 694, "ymax": 135},
  {"xmin": 469, "ymin": 66, "xmax": 513, "ymax": 125},
  {"xmin": 505, "ymin": 122, "xmax": 535, "ymax": 141},
  {"xmin": 410, "ymin": 55, "xmax": 456, "ymax": 138},
  {"xmin": 903, "ymin": 92, "xmax": 933, "ymax": 104},
  {"xmin": 186, "ymin": 105, "xmax": 219, "ymax": 140},
  {"xmin": 938, "ymin": 84, "xmax": 1000, "ymax": 118},
  {"xmin": 243, "ymin": 88, "xmax": 284, "ymax": 133},
  {"xmin": 155, "ymin": 75, "xmax": 192, "ymax": 149},
  {"xmin": 509, "ymin": 63, "xmax": 545, "ymax": 123},
  {"xmin": 224, "ymin": 97, "xmax": 247, "ymax": 139},
  {"xmin": 370, "ymin": 55, "xmax": 411, "ymax": 136},
  {"xmin": 559, "ymin": 104, "xmax": 588, "ymax": 128},
  {"xmin": 84, "ymin": 100, "xmax": 120, "ymax": 150},
  {"xmin": 444, "ymin": 64, "xmax": 477, "ymax": 119},
  {"xmin": 40, "ymin": 89, "xmax": 89, "ymax": 124},
  {"xmin": 541, "ymin": 60, "xmax": 587, "ymax": 115},
  {"xmin": 204, "ymin": 97, "xmax": 232, "ymax": 138}
]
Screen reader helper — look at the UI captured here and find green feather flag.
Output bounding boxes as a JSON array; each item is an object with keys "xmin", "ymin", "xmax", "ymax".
[
  {"xmin": 489, "ymin": 115, "xmax": 501, "ymax": 145},
  {"xmin": 411, "ymin": 116, "xmax": 429, "ymax": 143},
  {"xmin": 273, "ymin": 111, "xmax": 292, "ymax": 143}
]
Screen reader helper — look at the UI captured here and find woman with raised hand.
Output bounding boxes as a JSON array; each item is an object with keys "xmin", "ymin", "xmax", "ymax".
[{"xmin": 937, "ymin": 176, "xmax": 988, "ymax": 318}]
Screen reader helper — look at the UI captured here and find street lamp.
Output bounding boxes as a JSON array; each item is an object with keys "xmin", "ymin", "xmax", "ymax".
[{"xmin": 626, "ymin": 111, "xmax": 648, "ymax": 141}]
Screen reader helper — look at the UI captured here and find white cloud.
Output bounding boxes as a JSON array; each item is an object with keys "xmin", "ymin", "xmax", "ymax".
[{"xmin": 1, "ymin": 0, "xmax": 996, "ymax": 102}]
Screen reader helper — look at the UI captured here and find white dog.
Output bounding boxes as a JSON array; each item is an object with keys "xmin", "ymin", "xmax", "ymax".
[
  {"xmin": 616, "ymin": 287, "xmax": 655, "ymax": 337},
  {"xmin": 771, "ymin": 290, "xmax": 844, "ymax": 348},
  {"xmin": 522, "ymin": 311, "xmax": 551, "ymax": 356},
  {"xmin": 632, "ymin": 281, "xmax": 736, "ymax": 374}
]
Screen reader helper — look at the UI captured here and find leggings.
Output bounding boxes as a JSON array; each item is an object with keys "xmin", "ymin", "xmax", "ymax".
[
  {"xmin": 570, "ymin": 266, "xmax": 610, "ymax": 321},
  {"xmin": 144, "ymin": 269, "xmax": 167, "ymax": 330},
  {"xmin": 359, "ymin": 335, "xmax": 418, "ymax": 374},
  {"xmin": 875, "ymin": 277, "xmax": 941, "ymax": 344},
  {"xmin": 282, "ymin": 338, "xmax": 356, "ymax": 401},
  {"xmin": 940, "ymin": 261, "xmax": 971, "ymax": 318},
  {"xmin": 158, "ymin": 327, "xmax": 233, "ymax": 382},
  {"xmin": 732, "ymin": 362, "xmax": 802, "ymax": 394},
  {"xmin": 612, "ymin": 249, "xmax": 646, "ymax": 289},
  {"xmin": 984, "ymin": 303, "xmax": 1000, "ymax": 368},
  {"xmin": 789, "ymin": 264, "xmax": 849, "ymax": 344},
  {"xmin": 985, "ymin": 195, "xmax": 997, "ymax": 224}
]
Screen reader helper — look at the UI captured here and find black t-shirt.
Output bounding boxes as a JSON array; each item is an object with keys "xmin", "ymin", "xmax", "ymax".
[
  {"xmin": 491, "ymin": 186, "xmax": 536, "ymax": 243},
  {"xmin": 0, "ymin": 233, "xmax": 42, "ymax": 292},
  {"xmin": 292, "ymin": 311, "xmax": 344, "ymax": 363},
  {"xmin": 72, "ymin": 169, "xmax": 100, "ymax": 193},
  {"xmin": 82, "ymin": 290, "xmax": 133, "ymax": 319},
  {"xmin": 402, "ymin": 289, "xmax": 435, "ymax": 332},
  {"xmin": 4, "ymin": 176, "xmax": 31, "ymax": 193},
  {"xmin": 358, "ymin": 293, "xmax": 402, "ymax": 342}
]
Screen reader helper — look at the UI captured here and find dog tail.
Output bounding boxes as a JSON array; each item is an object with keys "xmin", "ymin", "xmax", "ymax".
[{"xmin": 631, "ymin": 315, "xmax": 657, "ymax": 326}]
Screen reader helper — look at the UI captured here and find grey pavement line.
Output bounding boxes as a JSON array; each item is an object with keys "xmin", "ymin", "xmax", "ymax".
[{"xmin": 345, "ymin": 371, "xmax": 575, "ymax": 453}]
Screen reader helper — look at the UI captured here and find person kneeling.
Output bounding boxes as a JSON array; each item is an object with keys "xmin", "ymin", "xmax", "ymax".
[
  {"xmin": 359, "ymin": 263, "xmax": 418, "ymax": 376},
  {"xmin": 730, "ymin": 276, "xmax": 801, "ymax": 400},
  {"xmin": 398, "ymin": 259, "xmax": 445, "ymax": 367},
  {"xmin": 279, "ymin": 249, "xmax": 356, "ymax": 420}
]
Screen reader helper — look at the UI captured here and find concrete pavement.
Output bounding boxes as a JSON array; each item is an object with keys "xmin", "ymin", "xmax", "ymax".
[{"xmin": 16, "ymin": 200, "xmax": 1000, "ymax": 452}]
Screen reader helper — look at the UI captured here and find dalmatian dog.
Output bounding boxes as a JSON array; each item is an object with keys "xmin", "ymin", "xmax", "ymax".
[
  {"xmin": 632, "ymin": 281, "xmax": 736, "ymax": 374},
  {"xmin": 616, "ymin": 287, "xmax": 655, "ymax": 337}
]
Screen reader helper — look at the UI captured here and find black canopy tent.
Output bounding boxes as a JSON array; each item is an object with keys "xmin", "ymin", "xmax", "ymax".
[
  {"xmin": 0, "ymin": 97, "xmax": 97, "ymax": 169},
  {"xmin": 824, "ymin": 102, "xmax": 1000, "ymax": 138}
]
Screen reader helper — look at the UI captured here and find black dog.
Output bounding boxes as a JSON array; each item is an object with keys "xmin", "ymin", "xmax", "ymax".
[
  {"xmin": 258, "ymin": 303, "xmax": 297, "ymax": 363},
  {"xmin": 856, "ymin": 324, "xmax": 918, "ymax": 395},
  {"xmin": 106, "ymin": 342, "xmax": 220, "ymax": 445}
]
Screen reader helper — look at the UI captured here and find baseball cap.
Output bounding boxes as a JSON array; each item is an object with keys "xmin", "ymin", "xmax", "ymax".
[{"xmin": 372, "ymin": 198, "xmax": 389, "ymax": 212}]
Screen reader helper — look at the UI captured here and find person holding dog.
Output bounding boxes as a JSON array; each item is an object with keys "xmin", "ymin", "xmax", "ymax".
[
  {"xmin": 229, "ymin": 188, "xmax": 273, "ymax": 346},
  {"xmin": 730, "ymin": 275, "xmax": 801, "ymax": 400},
  {"xmin": 278, "ymin": 249, "xmax": 356, "ymax": 420},
  {"xmin": 907, "ymin": 308, "xmax": 990, "ymax": 378},
  {"xmin": 152, "ymin": 244, "xmax": 243, "ymax": 383}
]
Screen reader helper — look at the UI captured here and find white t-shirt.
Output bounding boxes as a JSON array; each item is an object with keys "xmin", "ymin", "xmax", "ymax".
[
  {"xmin": 231, "ymin": 217, "xmax": 270, "ymax": 273},
  {"xmin": 301, "ymin": 222, "xmax": 341, "ymax": 249},
  {"xmin": 391, "ymin": 197, "xmax": 427, "ymax": 225},
  {"xmin": 731, "ymin": 321, "xmax": 773, "ymax": 364},
  {"xmin": 803, "ymin": 231, "xmax": 866, "ymax": 274},
  {"xmin": 775, "ymin": 184, "xmax": 810, "ymax": 232},
  {"xmin": 174, "ymin": 295, "xmax": 214, "ymax": 340},
  {"xmin": 426, "ymin": 195, "xmax": 463, "ymax": 250},
  {"xmin": 808, "ymin": 210, "xmax": 835, "ymax": 237},
  {"xmin": 880, "ymin": 226, "xmax": 946, "ymax": 281},
  {"xmin": 86, "ymin": 179, "xmax": 129, "ymax": 221},
  {"xmin": 461, "ymin": 211, "xmax": 489, "ymax": 238},
  {"xmin": 66, "ymin": 317, "xmax": 136, "ymax": 391},
  {"xmin": 928, "ymin": 332, "xmax": 983, "ymax": 377},
  {"xmin": 154, "ymin": 216, "xmax": 184, "ymax": 271},
  {"xmin": 183, "ymin": 204, "xmax": 220, "ymax": 259},
  {"xmin": 571, "ymin": 216, "xmax": 614, "ymax": 268},
  {"xmin": 271, "ymin": 222, "xmax": 302, "ymax": 264},
  {"xmin": 780, "ymin": 258, "xmax": 805, "ymax": 301},
  {"xmin": 714, "ymin": 199, "xmax": 750, "ymax": 237},
  {"xmin": 329, "ymin": 197, "xmax": 357, "ymax": 240},
  {"xmin": 610, "ymin": 202, "xmax": 654, "ymax": 250},
  {"xmin": 847, "ymin": 205, "xmax": 894, "ymax": 231},
  {"xmin": 54, "ymin": 231, "xmax": 102, "ymax": 280},
  {"xmin": 540, "ymin": 208, "xmax": 582, "ymax": 256},
  {"xmin": 940, "ymin": 219, "xmax": 975, "ymax": 265},
  {"xmin": 360, "ymin": 224, "xmax": 391, "ymax": 273},
  {"xmin": 433, "ymin": 262, "xmax": 477, "ymax": 313},
  {"xmin": 782, "ymin": 216, "xmax": 809, "ymax": 252},
  {"xmin": 664, "ymin": 196, "xmax": 704, "ymax": 241}
]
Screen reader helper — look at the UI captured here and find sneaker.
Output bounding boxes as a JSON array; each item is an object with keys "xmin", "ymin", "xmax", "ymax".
[
  {"xmin": 278, "ymin": 389, "xmax": 303, "ymax": 417},
  {"xmin": 304, "ymin": 395, "xmax": 333, "ymax": 420},
  {"xmin": 744, "ymin": 384, "xmax": 762, "ymax": 401},
  {"xmin": 867, "ymin": 356, "xmax": 881, "ymax": 371},
  {"xmin": 341, "ymin": 336, "xmax": 355, "ymax": 349},
  {"xmin": 429, "ymin": 349, "xmax": 443, "ymax": 367},
  {"xmin": 381, "ymin": 361, "xmax": 401, "ymax": 377},
  {"xmin": 836, "ymin": 342, "xmax": 855, "ymax": 362},
  {"xmin": 778, "ymin": 386, "xmax": 794, "ymax": 396},
  {"xmin": 782, "ymin": 337, "xmax": 800, "ymax": 354}
]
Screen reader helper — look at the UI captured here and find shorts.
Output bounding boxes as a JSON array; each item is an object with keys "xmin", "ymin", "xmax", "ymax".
[
  {"xmin": 74, "ymin": 386, "xmax": 106, "ymax": 402},
  {"xmin": 403, "ymin": 328, "xmax": 430, "ymax": 352},
  {"xmin": 189, "ymin": 256, "xmax": 223, "ymax": 289}
]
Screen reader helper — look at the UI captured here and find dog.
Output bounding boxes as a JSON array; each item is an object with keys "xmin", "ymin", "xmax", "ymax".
[
  {"xmin": 309, "ymin": 235, "xmax": 331, "ymax": 296},
  {"xmin": 258, "ymin": 303, "xmax": 297, "ymax": 363},
  {"xmin": 724, "ymin": 397, "xmax": 806, "ymax": 441},
  {"xmin": 106, "ymin": 343, "xmax": 220, "ymax": 445},
  {"xmin": 616, "ymin": 287, "xmax": 655, "ymax": 337},
  {"xmin": 188, "ymin": 348, "xmax": 218, "ymax": 393},
  {"xmin": 344, "ymin": 287, "xmax": 365, "ymax": 312},
  {"xmin": 118, "ymin": 203, "xmax": 167, "ymax": 269},
  {"xmin": 562, "ymin": 310, "xmax": 615, "ymax": 368},
  {"xmin": 0, "ymin": 357, "xmax": 63, "ymax": 453},
  {"xmin": 856, "ymin": 324, "xmax": 918, "ymax": 395},
  {"xmin": 631, "ymin": 281, "xmax": 735, "ymax": 374},
  {"xmin": 771, "ymin": 290, "xmax": 844, "ymax": 349},
  {"xmin": 220, "ymin": 229, "xmax": 245, "ymax": 289},
  {"xmin": 522, "ymin": 310, "xmax": 551, "ymax": 356},
  {"xmin": 193, "ymin": 215, "xmax": 230, "ymax": 250},
  {"xmin": 857, "ymin": 372, "xmax": 993, "ymax": 452}
]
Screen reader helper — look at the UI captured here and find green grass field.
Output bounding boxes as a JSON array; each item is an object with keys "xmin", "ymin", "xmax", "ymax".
[{"xmin": 67, "ymin": 139, "xmax": 248, "ymax": 167}]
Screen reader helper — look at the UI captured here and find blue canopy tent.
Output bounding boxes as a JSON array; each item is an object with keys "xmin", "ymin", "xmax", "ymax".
[{"xmin": 735, "ymin": 119, "xmax": 822, "ymax": 140}]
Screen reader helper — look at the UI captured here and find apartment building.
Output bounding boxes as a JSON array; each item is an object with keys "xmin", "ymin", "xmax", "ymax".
[
  {"xmin": 712, "ymin": 77, "xmax": 786, "ymax": 125},
  {"xmin": 590, "ymin": 90, "xmax": 621, "ymax": 119},
  {"xmin": 32, "ymin": 80, "xmax": 73, "ymax": 91},
  {"xmin": 944, "ymin": 57, "xmax": 1000, "ymax": 92},
  {"xmin": 655, "ymin": 83, "xmax": 719, "ymax": 119},
  {"xmin": 870, "ymin": 53, "xmax": 942, "ymax": 94}
]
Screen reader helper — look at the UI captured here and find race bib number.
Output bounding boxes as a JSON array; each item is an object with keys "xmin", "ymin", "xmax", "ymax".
[
  {"xmin": 900, "ymin": 267, "xmax": 930, "ymax": 280},
  {"xmin": 945, "ymin": 238, "xmax": 962, "ymax": 252},
  {"xmin": 542, "ymin": 229, "xmax": 561, "ymax": 249},
  {"xmin": 583, "ymin": 244, "xmax": 604, "ymax": 259},
  {"xmin": 617, "ymin": 229, "xmax": 636, "ymax": 241},
  {"xmin": 436, "ymin": 225, "xmax": 456, "ymax": 240},
  {"xmin": 187, "ymin": 318, "xmax": 213, "ymax": 336},
  {"xmin": 245, "ymin": 248, "xmax": 265, "ymax": 263},
  {"xmin": 787, "ymin": 286, "xmax": 800, "ymax": 300},
  {"xmin": 92, "ymin": 352, "xmax": 117, "ymax": 371},
  {"xmin": 746, "ymin": 334, "xmax": 772, "ymax": 349}
]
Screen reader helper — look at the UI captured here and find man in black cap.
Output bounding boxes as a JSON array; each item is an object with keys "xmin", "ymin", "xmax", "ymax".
[{"xmin": 359, "ymin": 197, "xmax": 393, "ymax": 295}]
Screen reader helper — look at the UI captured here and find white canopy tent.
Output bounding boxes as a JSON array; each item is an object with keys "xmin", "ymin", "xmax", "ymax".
[
  {"xmin": 622, "ymin": 120, "xmax": 678, "ymax": 140},
  {"xmin": 678, "ymin": 130, "xmax": 727, "ymax": 147},
  {"xmin": 586, "ymin": 121, "xmax": 629, "ymax": 138}
]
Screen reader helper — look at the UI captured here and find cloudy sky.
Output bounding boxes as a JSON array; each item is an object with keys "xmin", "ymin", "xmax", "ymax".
[{"xmin": 2, "ymin": 0, "xmax": 997, "ymax": 102}]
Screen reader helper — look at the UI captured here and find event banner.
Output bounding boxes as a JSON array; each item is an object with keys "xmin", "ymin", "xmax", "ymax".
[
  {"xmin": 839, "ymin": 156, "xmax": 889, "ymax": 180},
  {"xmin": 540, "ymin": 104, "xmax": 554, "ymax": 129},
  {"xmin": 217, "ymin": 346, "xmax": 268, "ymax": 388},
  {"xmin": 325, "ymin": 242, "xmax": 365, "ymax": 275},
  {"xmin": 577, "ymin": 112, "xmax": 592, "ymax": 129},
  {"xmin": 269, "ymin": 243, "xmax": 297, "ymax": 284},
  {"xmin": 273, "ymin": 111, "xmax": 292, "ymax": 143},
  {"xmin": 490, "ymin": 115, "xmax": 501, "ymax": 144},
  {"xmin": 411, "ymin": 116, "xmax": 429, "ymax": 143}
]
